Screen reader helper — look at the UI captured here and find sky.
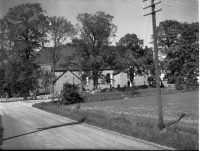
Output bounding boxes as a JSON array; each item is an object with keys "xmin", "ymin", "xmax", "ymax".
[{"xmin": 0, "ymin": 0, "xmax": 199, "ymax": 47}]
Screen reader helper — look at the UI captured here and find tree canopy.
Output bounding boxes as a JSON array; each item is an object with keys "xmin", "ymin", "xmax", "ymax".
[
  {"xmin": 157, "ymin": 20, "xmax": 183, "ymax": 52},
  {"xmin": 116, "ymin": 33, "xmax": 153, "ymax": 94},
  {"xmin": 0, "ymin": 3, "xmax": 48, "ymax": 97},
  {"xmin": 44, "ymin": 16, "xmax": 76, "ymax": 94},
  {"xmin": 63, "ymin": 11, "xmax": 117, "ymax": 89},
  {"xmin": 157, "ymin": 20, "xmax": 199, "ymax": 89}
]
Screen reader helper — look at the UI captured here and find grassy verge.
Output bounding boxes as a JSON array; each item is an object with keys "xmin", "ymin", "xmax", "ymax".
[
  {"xmin": 0, "ymin": 115, "xmax": 3, "ymax": 149},
  {"xmin": 33, "ymin": 91, "xmax": 199, "ymax": 150},
  {"xmin": 82, "ymin": 87, "xmax": 198, "ymax": 103}
]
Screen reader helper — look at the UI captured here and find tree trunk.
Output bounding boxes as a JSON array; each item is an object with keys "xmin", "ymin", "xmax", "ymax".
[
  {"xmin": 52, "ymin": 64, "xmax": 55, "ymax": 99},
  {"xmin": 44, "ymin": 86, "xmax": 47, "ymax": 94},
  {"xmin": 130, "ymin": 72, "xmax": 135, "ymax": 96},
  {"xmin": 23, "ymin": 88, "xmax": 29, "ymax": 100},
  {"xmin": 7, "ymin": 89, "xmax": 12, "ymax": 99},
  {"xmin": 131, "ymin": 80, "xmax": 135, "ymax": 96},
  {"xmin": 93, "ymin": 71, "xmax": 98, "ymax": 90}
]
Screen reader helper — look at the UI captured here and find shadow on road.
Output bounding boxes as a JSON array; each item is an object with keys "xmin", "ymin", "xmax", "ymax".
[{"xmin": 3, "ymin": 121, "xmax": 83, "ymax": 141}]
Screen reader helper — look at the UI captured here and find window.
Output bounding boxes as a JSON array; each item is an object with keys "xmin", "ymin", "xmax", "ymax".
[{"xmin": 106, "ymin": 73, "xmax": 110, "ymax": 84}]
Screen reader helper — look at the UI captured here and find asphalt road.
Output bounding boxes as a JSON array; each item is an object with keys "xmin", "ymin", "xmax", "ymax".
[{"xmin": 0, "ymin": 99, "xmax": 172, "ymax": 150}]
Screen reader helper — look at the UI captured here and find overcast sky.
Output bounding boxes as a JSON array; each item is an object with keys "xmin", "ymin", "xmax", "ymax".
[{"xmin": 0, "ymin": 0, "xmax": 199, "ymax": 47}]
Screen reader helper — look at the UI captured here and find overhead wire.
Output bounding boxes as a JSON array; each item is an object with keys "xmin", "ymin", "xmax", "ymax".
[
  {"xmin": 162, "ymin": 3, "xmax": 198, "ymax": 14},
  {"xmin": 122, "ymin": 0, "xmax": 198, "ymax": 44},
  {"xmin": 163, "ymin": 0, "xmax": 198, "ymax": 10},
  {"xmin": 124, "ymin": 0, "xmax": 198, "ymax": 12},
  {"xmin": 143, "ymin": 0, "xmax": 198, "ymax": 20},
  {"xmin": 123, "ymin": 0, "xmax": 198, "ymax": 16},
  {"xmin": 161, "ymin": 7, "xmax": 198, "ymax": 19}
]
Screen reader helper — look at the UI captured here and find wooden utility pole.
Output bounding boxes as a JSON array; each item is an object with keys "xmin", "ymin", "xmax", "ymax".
[{"xmin": 143, "ymin": 0, "xmax": 164, "ymax": 130}]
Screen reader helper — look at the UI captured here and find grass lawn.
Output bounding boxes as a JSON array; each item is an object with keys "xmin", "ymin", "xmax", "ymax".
[
  {"xmin": 0, "ymin": 115, "xmax": 3, "ymax": 149},
  {"xmin": 33, "ymin": 90, "xmax": 199, "ymax": 150},
  {"xmin": 82, "ymin": 87, "xmax": 197, "ymax": 103}
]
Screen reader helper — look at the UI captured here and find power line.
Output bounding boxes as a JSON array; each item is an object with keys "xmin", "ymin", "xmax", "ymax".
[
  {"xmin": 163, "ymin": 0, "xmax": 199, "ymax": 10},
  {"xmin": 162, "ymin": 3, "xmax": 198, "ymax": 13},
  {"xmin": 122, "ymin": 0, "xmax": 198, "ymax": 24},
  {"xmin": 124, "ymin": 0, "xmax": 198, "ymax": 14},
  {"xmin": 162, "ymin": 6, "xmax": 198, "ymax": 15},
  {"xmin": 162, "ymin": 7, "xmax": 199, "ymax": 19},
  {"xmin": 143, "ymin": 6, "xmax": 198, "ymax": 20}
]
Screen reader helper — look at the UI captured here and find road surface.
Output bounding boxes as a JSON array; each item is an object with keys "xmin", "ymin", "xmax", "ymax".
[{"xmin": 0, "ymin": 99, "xmax": 172, "ymax": 150}]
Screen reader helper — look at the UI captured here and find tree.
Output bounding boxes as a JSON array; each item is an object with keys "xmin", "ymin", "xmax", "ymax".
[
  {"xmin": 163, "ymin": 22, "xmax": 199, "ymax": 89},
  {"xmin": 116, "ymin": 33, "xmax": 146, "ymax": 94},
  {"xmin": 44, "ymin": 16, "xmax": 76, "ymax": 95},
  {"xmin": 156, "ymin": 20, "xmax": 183, "ymax": 53},
  {"xmin": 39, "ymin": 68, "xmax": 53, "ymax": 94},
  {"xmin": 0, "ymin": 3, "xmax": 48, "ymax": 98},
  {"xmin": 64, "ymin": 11, "xmax": 117, "ymax": 90},
  {"xmin": 0, "ymin": 68, "xmax": 5, "ymax": 96},
  {"xmin": 61, "ymin": 82, "xmax": 84, "ymax": 105}
]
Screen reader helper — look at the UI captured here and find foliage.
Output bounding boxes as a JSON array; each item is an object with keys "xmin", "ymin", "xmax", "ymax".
[
  {"xmin": 61, "ymin": 82, "xmax": 84, "ymax": 105},
  {"xmin": 160, "ymin": 21, "xmax": 199, "ymax": 90},
  {"xmin": 44, "ymin": 16, "xmax": 76, "ymax": 94},
  {"xmin": 63, "ymin": 11, "xmax": 117, "ymax": 90},
  {"xmin": 116, "ymin": 33, "xmax": 152, "ymax": 95},
  {"xmin": 116, "ymin": 33, "xmax": 142, "ymax": 82},
  {"xmin": 0, "ymin": 3, "xmax": 48, "ymax": 98},
  {"xmin": 0, "ymin": 68, "xmax": 4, "ymax": 96},
  {"xmin": 157, "ymin": 20, "xmax": 182, "ymax": 50},
  {"xmin": 0, "ymin": 115, "xmax": 3, "ymax": 149},
  {"xmin": 39, "ymin": 68, "xmax": 53, "ymax": 94},
  {"xmin": 142, "ymin": 46, "xmax": 155, "ymax": 75}
]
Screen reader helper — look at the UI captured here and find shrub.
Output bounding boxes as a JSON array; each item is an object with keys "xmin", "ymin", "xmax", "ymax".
[
  {"xmin": 136, "ymin": 85, "xmax": 148, "ymax": 89},
  {"xmin": 175, "ymin": 83, "xmax": 186, "ymax": 90},
  {"xmin": 61, "ymin": 83, "xmax": 84, "ymax": 105},
  {"xmin": 117, "ymin": 86, "xmax": 129, "ymax": 92}
]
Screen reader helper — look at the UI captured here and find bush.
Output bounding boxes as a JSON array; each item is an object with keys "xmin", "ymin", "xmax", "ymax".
[
  {"xmin": 136, "ymin": 85, "xmax": 148, "ymax": 89},
  {"xmin": 117, "ymin": 86, "xmax": 129, "ymax": 92},
  {"xmin": 175, "ymin": 83, "xmax": 187, "ymax": 90},
  {"xmin": 61, "ymin": 83, "xmax": 84, "ymax": 105}
]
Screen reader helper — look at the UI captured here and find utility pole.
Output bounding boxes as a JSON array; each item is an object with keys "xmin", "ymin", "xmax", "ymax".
[{"xmin": 143, "ymin": 0, "xmax": 164, "ymax": 130}]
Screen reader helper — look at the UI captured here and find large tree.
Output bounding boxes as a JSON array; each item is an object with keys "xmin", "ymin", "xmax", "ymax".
[
  {"xmin": 116, "ymin": 33, "xmax": 149, "ymax": 94},
  {"xmin": 0, "ymin": 3, "xmax": 48, "ymax": 98},
  {"xmin": 65, "ymin": 11, "xmax": 117, "ymax": 90},
  {"xmin": 39, "ymin": 68, "xmax": 53, "ymax": 94},
  {"xmin": 44, "ymin": 16, "xmax": 76, "ymax": 94},
  {"xmin": 163, "ymin": 22, "xmax": 199, "ymax": 89},
  {"xmin": 156, "ymin": 20, "xmax": 183, "ymax": 53},
  {"xmin": 156, "ymin": 20, "xmax": 199, "ymax": 89}
]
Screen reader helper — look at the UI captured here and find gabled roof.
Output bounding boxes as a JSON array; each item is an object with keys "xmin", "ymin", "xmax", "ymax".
[
  {"xmin": 36, "ymin": 44, "xmax": 78, "ymax": 71},
  {"xmin": 36, "ymin": 44, "xmax": 120, "ymax": 72}
]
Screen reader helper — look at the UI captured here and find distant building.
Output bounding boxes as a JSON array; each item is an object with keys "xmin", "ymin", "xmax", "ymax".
[{"xmin": 36, "ymin": 45, "xmax": 150, "ymax": 94}]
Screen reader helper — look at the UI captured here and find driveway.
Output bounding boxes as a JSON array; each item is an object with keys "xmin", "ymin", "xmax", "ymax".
[{"xmin": 0, "ymin": 99, "xmax": 172, "ymax": 150}]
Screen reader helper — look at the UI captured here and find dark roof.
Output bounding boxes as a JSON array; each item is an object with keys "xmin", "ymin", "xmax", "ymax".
[
  {"xmin": 36, "ymin": 45, "xmax": 77, "ymax": 71},
  {"xmin": 37, "ymin": 44, "xmax": 121, "ymax": 73}
]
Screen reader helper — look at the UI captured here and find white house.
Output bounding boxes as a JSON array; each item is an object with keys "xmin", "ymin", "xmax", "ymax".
[{"xmin": 37, "ymin": 45, "xmax": 151, "ymax": 94}]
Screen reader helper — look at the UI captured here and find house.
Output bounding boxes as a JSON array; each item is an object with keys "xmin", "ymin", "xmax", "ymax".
[{"xmin": 37, "ymin": 44, "xmax": 150, "ymax": 94}]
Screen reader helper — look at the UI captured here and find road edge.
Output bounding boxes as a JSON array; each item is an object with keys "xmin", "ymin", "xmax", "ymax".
[{"xmin": 30, "ymin": 101, "xmax": 175, "ymax": 150}]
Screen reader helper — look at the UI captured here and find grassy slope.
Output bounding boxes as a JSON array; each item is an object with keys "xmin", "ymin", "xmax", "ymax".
[{"xmin": 33, "ymin": 90, "xmax": 199, "ymax": 150}]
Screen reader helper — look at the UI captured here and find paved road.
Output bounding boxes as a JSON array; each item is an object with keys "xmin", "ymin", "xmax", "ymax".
[{"xmin": 0, "ymin": 100, "xmax": 172, "ymax": 150}]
